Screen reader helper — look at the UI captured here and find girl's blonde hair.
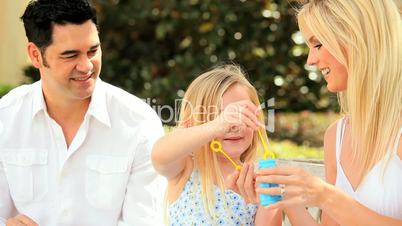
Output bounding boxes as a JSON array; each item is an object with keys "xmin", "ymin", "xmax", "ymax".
[
  {"xmin": 177, "ymin": 64, "xmax": 266, "ymax": 220},
  {"xmin": 297, "ymin": 0, "xmax": 402, "ymax": 184}
]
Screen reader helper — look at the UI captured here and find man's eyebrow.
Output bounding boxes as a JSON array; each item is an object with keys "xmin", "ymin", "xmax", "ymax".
[
  {"xmin": 60, "ymin": 44, "xmax": 100, "ymax": 56},
  {"xmin": 89, "ymin": 44, "xmax": 100, "ymax": 50},
  {"xmin": 60, "ymin": 50, "xmax": 79, "ymax": 56}
]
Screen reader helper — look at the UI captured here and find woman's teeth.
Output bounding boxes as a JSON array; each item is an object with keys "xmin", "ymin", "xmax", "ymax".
[{"xmin": 321, "ymin": 68, "xmax": 330, "ymax": 77}]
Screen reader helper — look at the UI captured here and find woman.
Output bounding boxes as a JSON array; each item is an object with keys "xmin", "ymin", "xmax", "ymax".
[{"xmin": 255, "ymin": 0, "xmax": 402, "ymax": 225}]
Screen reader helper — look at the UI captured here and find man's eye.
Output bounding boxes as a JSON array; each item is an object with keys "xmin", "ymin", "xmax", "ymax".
[{"xmin": 64, "ymin": 55, "xmax": 77, "ymax": 59}]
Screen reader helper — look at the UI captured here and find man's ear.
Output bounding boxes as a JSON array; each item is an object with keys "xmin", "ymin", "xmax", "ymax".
[{"xmin": 27, "ymin": 42, "xmax": 44, "ymax": 69}]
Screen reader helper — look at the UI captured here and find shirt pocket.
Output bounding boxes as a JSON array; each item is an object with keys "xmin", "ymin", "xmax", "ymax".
[
  {"xmin": 1, "ymin": 150, "xmax": 48, "ymax": 203},
  {"xmin": 85, "ymin": 155, "xmax": 129, "ymax": 209}
]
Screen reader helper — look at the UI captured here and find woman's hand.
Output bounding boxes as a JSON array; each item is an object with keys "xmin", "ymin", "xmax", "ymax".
[
  {"xmin": 255, "ymin": 166, "xmax": 330, "ymax": 209},
  {"xmin": 225, "ymin": 162, "xmax": 259, "ymax": 204}
]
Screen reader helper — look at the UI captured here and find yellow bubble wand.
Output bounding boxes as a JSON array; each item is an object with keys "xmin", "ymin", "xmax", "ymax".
[
  {"xmin": 210, "ymin": 140, "xmax": 242, "ymax": 170},
  {"xmin": 257, "ymin": 129, "xmax": 276, "ymax": 160},
  {"xmin": 210, "ymin": 128, "xmax": 275, "ymax": 170}
]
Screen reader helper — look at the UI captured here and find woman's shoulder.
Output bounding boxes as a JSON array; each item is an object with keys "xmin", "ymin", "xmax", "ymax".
[
  {"xmin": 324, "ymin": 118, "xmax": 343, "ymax": 145},
  {"xmin": 323, "ymin": 118, "xmax": 344, "ymax": 184}
]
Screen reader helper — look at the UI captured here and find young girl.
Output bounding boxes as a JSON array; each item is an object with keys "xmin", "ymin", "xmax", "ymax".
[
  {"xmin": 255, "ymin": 0, "xmax": 402, "ymax": 225},
  {"xmin": 152, "ymin": 65, "xmax": 281, "ymax": 225}
]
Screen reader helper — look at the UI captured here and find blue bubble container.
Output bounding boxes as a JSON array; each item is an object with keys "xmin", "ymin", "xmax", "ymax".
[{"xmin": 258, "ymin": 159, "xmax": 281, "ymax": 206}]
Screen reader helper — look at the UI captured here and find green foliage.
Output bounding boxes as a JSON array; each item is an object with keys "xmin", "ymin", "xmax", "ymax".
[
  {"xmin": 270, "ymin": 111, "xmax": 340, "ymax": 147},
  {"xmin": 0, "ymin": 84, "xmax": 13, "ymax": 98},
  {"xmin": 270, "ymin": 140, "xmax": 323, "ymax": 159},
  {"xmin": 23, "ymin": 0, "xmax": 339, "ymax": 122}
]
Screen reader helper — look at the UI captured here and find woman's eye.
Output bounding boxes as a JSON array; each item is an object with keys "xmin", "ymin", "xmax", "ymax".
[{"xmin": 314, "ymin": 44, "xmax": 322, "ymax": 49}]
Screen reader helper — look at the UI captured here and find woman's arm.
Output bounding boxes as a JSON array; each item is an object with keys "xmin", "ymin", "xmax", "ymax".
[
  {"xmin": 257, "ymin": 167, "xmax": 402, "ymax": 226},
  {"xmin": 255, "ymin": 207, "xmax": 282, "ymax": 226},
  {"xmin": 315, "ymin": 122, "xmax": 401, "ymax": 226},
  {"xmin": 284, "ymin": 121, "xmax": 339, "ymax": 226},
  {"xmin": 319, "ymin": 121, "xmax": 340, "ymax": 226},
  {"xmin": 256, "ymin": 121, "xmax": 402, "ymax": 226}
]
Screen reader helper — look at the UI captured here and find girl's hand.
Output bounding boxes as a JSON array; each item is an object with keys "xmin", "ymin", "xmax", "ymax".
[
  {"xmin": 210, "ymin": 100, "xmax": 262, "ymax": 138},
  {"xmin": 225, "ymin": 163, "xmax": 259, "ymax": 204},
  {"xmin": 255, "ymin": 166, "xmax": 329, "ymax": 209}
]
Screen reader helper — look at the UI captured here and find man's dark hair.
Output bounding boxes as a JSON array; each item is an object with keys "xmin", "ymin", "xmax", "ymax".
[{"xmin": 21, "ymin": 0, "xmax": 98, "ymax": 52}]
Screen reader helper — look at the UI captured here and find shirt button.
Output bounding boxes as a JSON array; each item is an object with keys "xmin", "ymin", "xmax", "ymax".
[
  {"xmin": 22, "ymin": 156, "xmax": 30, "ymax": 165},
  {"xmin": 62, "ymin": 209, "xmax": 70, "ymax": 217},
  {"xmin": 39, "ymin": 154, "xmax": 46, "ymax": 163}
]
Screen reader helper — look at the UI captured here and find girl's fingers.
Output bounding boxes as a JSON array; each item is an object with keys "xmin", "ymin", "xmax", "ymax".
[
  {"xmin": 244, "ymin": 164, "xmax": 257, "ymax": 203},
  {"xmin": 237, "ymin": 163, "xmax": 249, "ymax": 199},
  {"xmin": 240, "ymin": 107, "xmax": 260, "ymax": 129},
  {"xmin": 225, "ymin": 109, "xmax": 257, "ymax": 128},
  {"xmin": 240, "ymin": 100, "xmax": 260, "ymax": 116},
  {"xmin": 225, "ymin": 170, "xmax": 240, "ymax": 193},
  {"xmin": 223, "ymin": 101, "xmax": 260, "ymax": 129}
]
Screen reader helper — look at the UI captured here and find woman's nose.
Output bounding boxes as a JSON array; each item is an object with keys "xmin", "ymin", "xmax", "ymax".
[{"xmin": 306, "ymin": 49, "xmax": 318, "ymax": 65}]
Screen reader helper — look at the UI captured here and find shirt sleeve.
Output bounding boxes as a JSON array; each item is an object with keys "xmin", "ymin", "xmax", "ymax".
[
  {"xmin": 0, "ymin": 159, "xmax": 17, "ymax": 225},
  {"xmin": 117, "ymin": 114, "xmax": 166, "ymax": 226}
]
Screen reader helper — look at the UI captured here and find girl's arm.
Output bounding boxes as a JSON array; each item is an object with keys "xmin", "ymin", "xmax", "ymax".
[
  {"xmin": 151, "ymin": 122, "xmax": 222, "ymax": 180},
  {"xmin": 151, "ymin": 100, "xmax": 260, "ymax": 180}
]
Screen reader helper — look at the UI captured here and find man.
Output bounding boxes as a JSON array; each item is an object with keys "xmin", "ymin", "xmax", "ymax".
[{"xmin": 0, "ymin": 0, "xmax": 165, "ymax": 225}]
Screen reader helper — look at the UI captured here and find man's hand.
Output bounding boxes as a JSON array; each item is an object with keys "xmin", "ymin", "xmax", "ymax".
[{"xmin": 6, "ymin": 214, "xmax": 38, "ymax": 226}]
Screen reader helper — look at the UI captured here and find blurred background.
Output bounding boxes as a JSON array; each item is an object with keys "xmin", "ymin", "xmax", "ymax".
[{"xmin": 0, "ymin": 0, "xmax": 347, "ymax": 159}]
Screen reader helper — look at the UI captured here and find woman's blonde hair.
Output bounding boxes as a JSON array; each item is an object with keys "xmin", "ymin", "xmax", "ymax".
[
  {"xmin": 177, "ymin": 64, "xmax": 266, "ymax": 220},
  {"xmin": 297, "ymin": 0, "xmax": 402, "ymax": 184}
]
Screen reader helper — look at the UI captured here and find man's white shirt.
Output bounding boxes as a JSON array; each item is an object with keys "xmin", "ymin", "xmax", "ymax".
[{"xmin": 0, "ymin": 79, "xmax": 166, "ymax": 226}]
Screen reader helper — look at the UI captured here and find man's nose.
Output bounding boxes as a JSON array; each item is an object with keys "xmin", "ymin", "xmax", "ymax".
[{"xmin": 76, "ymin": 55, "xmax": 94, "ymax": 74}]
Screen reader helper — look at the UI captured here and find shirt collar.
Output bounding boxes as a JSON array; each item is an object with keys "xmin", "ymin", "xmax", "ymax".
[
  {"xmin": 31, "ymin": 79, "xmax": 111, "ymax": 128},
  {"xmin": 32, "ymin": 81, "xmax": 47, "ymax": 119},
  {"xmin": 87, "ymin": 79, "xmax": 111, "ymax": 128}
]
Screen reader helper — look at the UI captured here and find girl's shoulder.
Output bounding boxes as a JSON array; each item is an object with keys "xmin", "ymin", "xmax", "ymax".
[{"xmin": 166, "ymin": 157, "xmax": 194, "ymax": 203}]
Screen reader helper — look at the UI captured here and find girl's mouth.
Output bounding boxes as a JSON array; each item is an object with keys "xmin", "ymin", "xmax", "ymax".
[{"xmin": 224, "ymin": 137, "xmax": 243, "ymax": 142}]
